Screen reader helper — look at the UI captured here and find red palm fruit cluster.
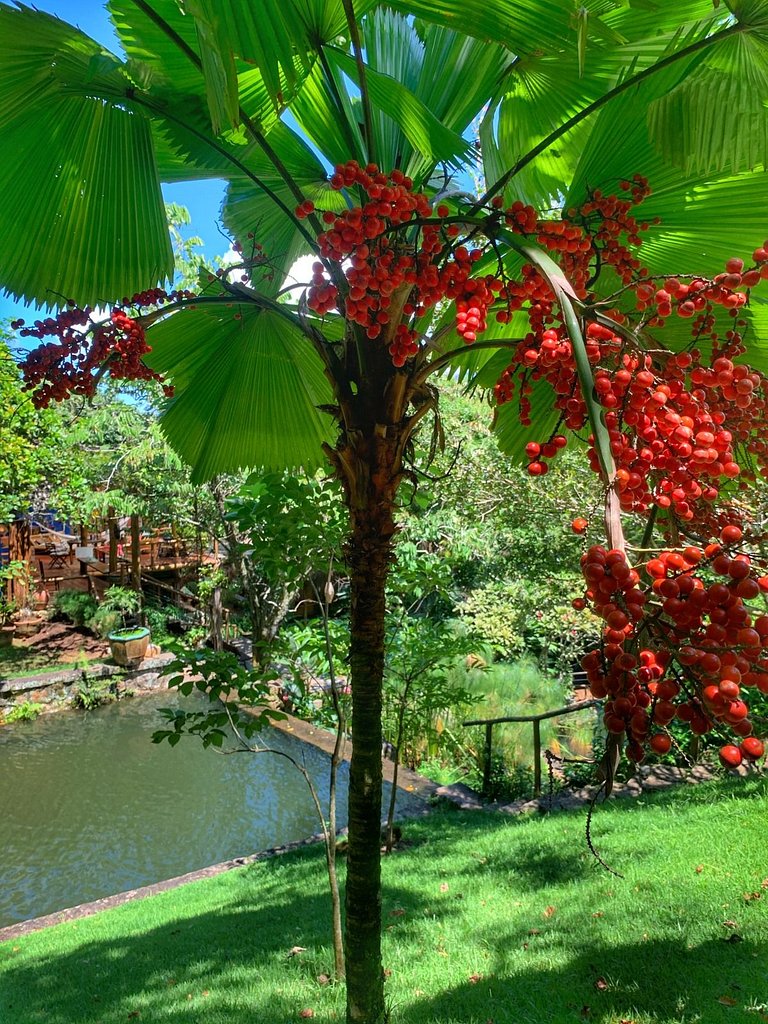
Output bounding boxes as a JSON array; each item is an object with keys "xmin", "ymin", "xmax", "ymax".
[
  {"xmin": 17, "ymin": 288, "xmax": 192, "ymax": 405},
  {"xmin": 304, "ymin": 160, "xmax": 508, "ymax": 366},
  {"xmin": 577, "ymin": 533, "xmax": 768, "ymax": 766},
  {"xmin": 497, "ymin": 303, "xmax": 768, "ymax": 506}
]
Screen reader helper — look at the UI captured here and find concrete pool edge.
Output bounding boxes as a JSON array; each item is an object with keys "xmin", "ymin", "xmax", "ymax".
[{"xmin": 0, "ymin": 707, "xmax": 441, "ymax": 944}]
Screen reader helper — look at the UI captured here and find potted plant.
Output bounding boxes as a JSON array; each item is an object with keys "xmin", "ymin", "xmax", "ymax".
[
  {"xmin": 0, "ymin": 561, "xmax": 27, "ymax": 646},
  {"xmin": 95, "ymin": 586, "xmax": 150, "ymax": 667}
]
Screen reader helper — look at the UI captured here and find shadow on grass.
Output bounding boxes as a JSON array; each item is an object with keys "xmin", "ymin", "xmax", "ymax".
[
  {"xmin": 3, "ymin": 779, "xmax": 766, "ymax": 1024},
  {"xmin": 0, "ymin": 848, "xmax": 348, "ymax": 1024},
  {"xmin": 405, "ymin": 933, "xmax": 768, "ymax": 1023}
]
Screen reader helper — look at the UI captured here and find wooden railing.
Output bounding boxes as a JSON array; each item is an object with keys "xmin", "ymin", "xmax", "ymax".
[{"xmin": 463, "ymin": 699, "xmax": 600, "ymax": 797}]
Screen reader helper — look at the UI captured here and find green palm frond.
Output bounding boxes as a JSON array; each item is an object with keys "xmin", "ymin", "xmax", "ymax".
[
  {"xmin": 492, "ymin": 378, "xmax": 562, "ymax": 461},
  {"xmin": 289, "ymin": 61, "xmax": 367, "ymax": 168},
  {"xmin": 109, "ymin": 0, "xmax": 204, "ymax": 94},
  {"xmin": 327, "ymin": 45, "xmax": 471, "ymax": 172},
  {"xmin": 146, "ymin": 304, "xmax": 334, "ymax": 480},
  {"xmin": 0, "ymin": 4, "xmax": 172, "ymax": 307},
  {"xmin": 220, "ymin": 123, "xmax": 340, "ymax": 296},
  {"xmin": 648, "ymin": 31, "xmax": 768, "ymax": 175},
  {"xmin": 386, "ymin": 0, "xmax": 605, "ymax": 55}
]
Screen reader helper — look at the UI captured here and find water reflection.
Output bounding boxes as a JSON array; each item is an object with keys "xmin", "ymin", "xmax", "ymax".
[{"xmin": 0, "ymin": 692, "xmax": 421, "ymax": 927}]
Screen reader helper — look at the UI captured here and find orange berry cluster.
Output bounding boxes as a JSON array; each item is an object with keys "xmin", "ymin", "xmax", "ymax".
[{"xmin": 579, "ymin": 528, "xmax": 767, "ymax": 767}]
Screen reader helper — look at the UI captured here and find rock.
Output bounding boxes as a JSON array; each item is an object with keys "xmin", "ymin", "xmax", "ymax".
[{"xmin": 433, "ymin": 782, "xmax": 484, "ymax": 809}]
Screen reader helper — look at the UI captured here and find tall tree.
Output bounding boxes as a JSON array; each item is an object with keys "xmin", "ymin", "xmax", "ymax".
[{"xmin": 3, "ymin": 4, "xmax": 768, "ymax": 1022}]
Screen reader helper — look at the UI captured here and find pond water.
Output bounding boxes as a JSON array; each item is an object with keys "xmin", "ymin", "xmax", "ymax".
[{"xmin": 0, "ymin": 692, "xmax": 424, "ymax": 928}]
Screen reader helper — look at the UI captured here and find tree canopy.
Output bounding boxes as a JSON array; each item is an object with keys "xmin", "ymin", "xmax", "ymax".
[{"xmin": 3, "ymin": 3, "xmax": 768, "ymax": 1022}]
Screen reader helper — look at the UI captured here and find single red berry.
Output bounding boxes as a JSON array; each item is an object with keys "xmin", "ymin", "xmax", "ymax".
[
  {"xmin": 649, "ymin": 733, "xmax": 672, "ymax": 755},
  {"xmin": 740, "ymin": 737, "xmax": 764, "ymax": 761},
  {"xmin": 719, "ymin": 744, "xmax": 743, "ymax": 768}
]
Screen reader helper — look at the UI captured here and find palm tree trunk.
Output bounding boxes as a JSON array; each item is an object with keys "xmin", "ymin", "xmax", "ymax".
[{"xmin": 344, "ymin": 491, "xmax": 395, "ymax": 1024}]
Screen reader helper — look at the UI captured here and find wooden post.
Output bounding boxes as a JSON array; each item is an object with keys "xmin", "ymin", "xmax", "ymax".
[
  {"xmin": 108, "ymin": 507, "xmax": 118, "ymax": 574},
  {"xmin": 9, "ymin": 519, "xmax": 31, "ymax": 607},
  {"xmin": 533, "ymin": 719, "xmax": 542, "ymax": 797},
  {"xmin": 130, "ymin": 514, "xmax": 141, "ymax": 592},
  {"xmin": 211, "ymin": 584, "xmax": 223, "ymax": 651},
  {"xmin": 483, "ymin": 722, "xmax": 493, "ymax": 797}
]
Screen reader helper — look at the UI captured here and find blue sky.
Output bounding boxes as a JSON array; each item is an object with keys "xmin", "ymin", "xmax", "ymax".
[{"xmin": 0, "ymin": 0, "xmax": 228, "ymax": 324}]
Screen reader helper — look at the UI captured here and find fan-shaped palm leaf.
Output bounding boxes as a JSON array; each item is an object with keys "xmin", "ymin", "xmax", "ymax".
[
  {"xmin": 0, "ymin": 4, "xmax": 172, "ymax": 307},
  {"xmin": 146, "ymin": 304, "xmax": 334, "ymax": 480}
]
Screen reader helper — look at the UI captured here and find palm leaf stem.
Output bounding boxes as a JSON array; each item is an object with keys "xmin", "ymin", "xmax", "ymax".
[
  {"xmin": 130, "ymin": 93, "xmax": 320, "ymax": 253},
  {"xmin": 476, "ymin": 21, "xmax": 744, "ymax": 208},
  {"xmin": 128, "ymin": 0, "xmax": 318, "ymax": 227},
  {"xmin": 136, "ymin": 290, "xmax": 307, "ymax": 333},
  {"xmin": 418, "ymin": 337, "xmax": 523, "ymax": 385},
  {"xmin": 340, "ymin": 0, "xmax": 376, "ymax": 164}
]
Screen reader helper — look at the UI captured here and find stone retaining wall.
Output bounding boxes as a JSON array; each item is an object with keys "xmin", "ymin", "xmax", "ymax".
[{"xmin": 0, "ymin": 654, "xmax": 175, "ymax": 712}]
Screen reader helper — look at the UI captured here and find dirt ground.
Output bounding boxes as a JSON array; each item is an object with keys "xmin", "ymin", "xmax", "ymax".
[{"xmin": 7, "ymin": 621, "xmax": 109, "ymax": 670}]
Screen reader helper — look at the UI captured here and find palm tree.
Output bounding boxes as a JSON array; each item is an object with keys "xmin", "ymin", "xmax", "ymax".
[{"xmin": 2, "ymin": 3, "xmax": 768, "ymax": 1021}]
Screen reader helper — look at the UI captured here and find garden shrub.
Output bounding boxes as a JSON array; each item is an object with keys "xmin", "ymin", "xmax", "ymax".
[{"xmin": 50, "ymin": 590, "xmax": 98, "ymax": 628}]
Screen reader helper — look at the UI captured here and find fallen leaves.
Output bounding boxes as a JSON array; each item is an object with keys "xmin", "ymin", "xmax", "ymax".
[
  {"xmin": 717, "ymin": 995, "xmax": 738, "ymax": 1007},
  {"xmin": 439, "ymin": 883, "xmax": 449, "ymax": 893},
  {"xmin": 468, "ymin": 973, "xmax": 484, "ymax": 984},
  {"xmin": 543, "ymin": 905, "xmax": 557, "ymax": 919},
  {"xmin": 299, "ymin": 1010, "xmax": 315, "ymax": 1019},
  {"xmin": 594, "ymin": 977, "xmax": 608, "ymax": 992}
]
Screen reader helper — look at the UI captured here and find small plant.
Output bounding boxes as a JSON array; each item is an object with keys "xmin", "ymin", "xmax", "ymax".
[
  {"xmin": 4, "ymin": 700, "xmax": 43, "ymax": 723},
  {"xmin": 0, "ymin": 560, "xmax": 29, "ymax": 625},
  {"xmin": 71, "ymin": 674, "xmax": 116, "ymax": 710},
  {"xmin": 50, "ymin": 589, "xmax": 98, "ymax": 628},
  {"xmin": 90, "ymin": 586, "xmax": 142, "ymax": 637}
]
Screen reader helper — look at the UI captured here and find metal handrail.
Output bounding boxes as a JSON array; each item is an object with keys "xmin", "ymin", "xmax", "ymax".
[{"xmin": 463, "ymin": 699, "xmax": 601, "ymax": 797}]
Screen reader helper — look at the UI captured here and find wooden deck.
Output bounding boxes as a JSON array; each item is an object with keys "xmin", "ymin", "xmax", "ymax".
[{"xmin": 34, "ymin": 548, "xmax": 215, "ymax": 596}]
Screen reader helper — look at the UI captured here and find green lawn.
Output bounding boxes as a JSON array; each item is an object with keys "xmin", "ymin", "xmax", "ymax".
[{"xmin": 1, "ymin": 778, "xmax": 767, "ymax": 1023}]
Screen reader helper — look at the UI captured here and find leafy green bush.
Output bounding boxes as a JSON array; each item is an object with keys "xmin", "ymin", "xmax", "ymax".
[
  {"xmin": 71, "ymin": 675, "xmax": 116, "ymax": 710},
  {"xmin": 459, "ymin": 578, "xmax": 599, "ymax": 674},
  {"xmin": 50, "ymin": 590, "xmax": 98, "ymax": 628},
  {"xmin": 3, "ymin": 701, "xmax": 43, "ymax": 723},
  {"xmin": 88, "ymin": 605, "xmax": 121, "ymax": 638}
]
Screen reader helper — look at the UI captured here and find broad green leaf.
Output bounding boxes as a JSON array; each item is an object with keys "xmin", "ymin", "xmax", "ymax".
[
  {"xmin": 414, "ymin": 20, "xmax": 514, "ymax": 138},
  {"xmin": 109, "ymin": 0, "xmax": 205, "ymax": 94},
  {"xmin": 648, "ymin": 31, "xmax": 768, "ymax": 174},
  {"xmin": 492, "ymin": 377, "xmax": 562, "ymax": 462},
  {"xmin": 220, "ymin": 123, "xmax": 343, "ymax": 297},
  {"xmin": 482, "ymin": 49, "xmax": 618, "ymax": 209},
  {"xmin": 186, "ymin": 2, "xmax": 240, "ymax": 135},
  {"xmin": 566, "ymin": 24, "xmax": 768, "ymax": 280},
  {"xmin": 386, "ymin": 0, "xmax": 614, "ymax": 56},
  {"xmin": 185, "ymin": 0, "xmax": 305, "ymax": 125},
  {"xmin": 0, "ymin": 5, "xmax": 172, "ymax": 307},
  {"xmin": 146, "ymin": 304, "xmax": 334, "ymax": 480},
  {"xmin": 290, "ymin": 60, "xmax": 367, "ymax": 168},
  {"xmin": 183, "ymin": 0, "xmax": 378, "ymax": 110},
  {"xmin": 328, "ymin": 46, "xmax": 471, "ymax": 171}
]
